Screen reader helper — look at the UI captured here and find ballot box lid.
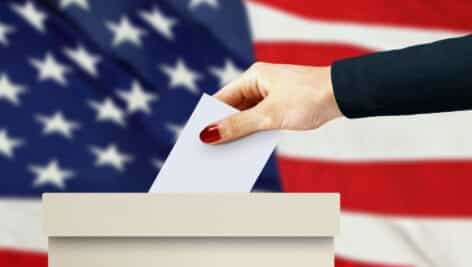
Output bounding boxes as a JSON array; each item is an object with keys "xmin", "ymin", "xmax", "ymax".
[{"xmin": 43, "ymin": 193, "xmax": 339, "ymax": 237}]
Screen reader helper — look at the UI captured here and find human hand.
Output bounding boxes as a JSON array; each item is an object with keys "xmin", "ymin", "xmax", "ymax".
[{"xmin": 199, "ymin": 62, "xmax": 343, "ymax": 144}]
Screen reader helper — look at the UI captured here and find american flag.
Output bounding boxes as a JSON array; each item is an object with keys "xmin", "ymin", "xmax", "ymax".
[{"xmin": 1, "ymin": 0, "xmax": 472, "ymax": 267}]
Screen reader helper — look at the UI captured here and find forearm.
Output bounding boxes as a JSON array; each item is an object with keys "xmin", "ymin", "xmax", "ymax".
[{"xmin": 332, "ymin": 34, "xmax": 472, "ymax": 118}]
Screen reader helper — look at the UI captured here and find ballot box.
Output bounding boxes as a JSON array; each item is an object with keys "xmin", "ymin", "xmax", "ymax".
[{"xmin": 43, "ymin": 193, "xmax": 339, "ymax": 267}]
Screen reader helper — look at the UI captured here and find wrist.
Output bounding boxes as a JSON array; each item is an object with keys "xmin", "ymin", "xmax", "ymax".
[{"xmin": 321, "ymin": 66, "xmax": 343, "ymax": 122}]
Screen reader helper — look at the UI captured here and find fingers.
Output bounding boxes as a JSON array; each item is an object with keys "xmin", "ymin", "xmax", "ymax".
[
  {"xmin": 213, "ymin": 65, "xmax": 262, "ymax": 110},
  {"xmin": 199, "ymin": 104, "xmax": 273, "ymax": 144},
  {"xmin": 202, "ymin": 63, "xmax": 272, "ymax": 144}
]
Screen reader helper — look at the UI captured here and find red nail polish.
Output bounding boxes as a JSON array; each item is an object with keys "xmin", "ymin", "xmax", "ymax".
[{"xmin": 200, "ymin": 124, "xmax": 221, "ymax": 143}]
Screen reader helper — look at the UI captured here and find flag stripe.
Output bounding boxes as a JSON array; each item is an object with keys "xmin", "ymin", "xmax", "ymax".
[
  {"xmin": 254, "ymin": 42, "xmax": 370, "ymax": 65},
  {"xmin": 278, "ymin": 156, "xmax": 472, "ymax": 217},
  {"xmin": 275, "ymin": 114, "xmax": 472, "ymax": 160},
  {"xmin": 336, "ymin": 212, "xmax": 472, "ymax": 266},
  {"xmin": 336, "ymin": 257, "xmax": 411, "ymax": 267},
  {"xmin": 0, "ymin": 249, "xmax": 47, "ymax": 267},
  {"xmin": 248, "ymin": 0, "xmax": 472, "ymax": 32},
  {"xmin": 0, "ymin": 200, "xmax": 45, "ymax": 251},
  {"xmin": 247, "ymin": 1, "xmax": 467, "ymax": 52}
]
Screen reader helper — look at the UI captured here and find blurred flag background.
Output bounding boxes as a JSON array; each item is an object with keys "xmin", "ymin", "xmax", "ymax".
[{"xmin": 1, "ymin": 0, "xmax": 472, "ymax": 266}]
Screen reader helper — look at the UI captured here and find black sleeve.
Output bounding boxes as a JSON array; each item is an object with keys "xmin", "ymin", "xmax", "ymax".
[{"xmin": 331, "ymin": 34, "xmax": 472, "ymax": 118}]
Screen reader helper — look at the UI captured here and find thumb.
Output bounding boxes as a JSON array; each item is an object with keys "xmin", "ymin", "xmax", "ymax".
[{"xmin": 199, "ymin": 105, "xmax": 272, "ymax": 144}]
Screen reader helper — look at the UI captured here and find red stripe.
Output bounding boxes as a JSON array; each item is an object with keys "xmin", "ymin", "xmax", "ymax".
[
  {"xmin": 249, "ymin": 0, "xmax": 472, "ymax": 32},
  {"xmin": 336, "ymin": 257, "xmax": 411, "ymax": 267},
  {"xmin": 254, "ymin": 42, "xmax": 371, "ymax": 65},
  {"xmin": 278, "ymin": 156, "xmax": 472, "ymax": 217},
  {"xmin": 0, "ymin": 249, "xmax": 47, "ymax": 267}
]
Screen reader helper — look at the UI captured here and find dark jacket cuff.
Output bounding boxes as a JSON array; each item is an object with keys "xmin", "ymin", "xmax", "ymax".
[{"xmin": 331, "ymin": 59, "xmax": 372, "ymax": 119}]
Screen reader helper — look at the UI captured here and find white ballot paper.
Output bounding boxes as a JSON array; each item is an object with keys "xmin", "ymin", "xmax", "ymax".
[{"xmin": 149, "ymin": 93, "xmax": 278, "ymax": 192}]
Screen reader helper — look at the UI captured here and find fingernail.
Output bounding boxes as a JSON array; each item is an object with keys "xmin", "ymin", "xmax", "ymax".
[{"xmin": 200, "ymin": 124, "xmax": 221, "ymax": 143}]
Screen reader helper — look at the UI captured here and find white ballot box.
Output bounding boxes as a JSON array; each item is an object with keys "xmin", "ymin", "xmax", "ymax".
[{"xmin": 43, "ymin": 193, "xmax": 339, "ymax": 267}]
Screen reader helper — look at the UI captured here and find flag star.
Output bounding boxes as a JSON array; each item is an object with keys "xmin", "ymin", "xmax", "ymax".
[
  {"xmin": 36, "ymin": 111, "xmax": 80, "ymax": 139},
  {"xmin": 117, "ymin": 80, "xmax": 158, "ymax": 114},
  {"xmin": 189, "ymin": 0, "xmax": 219, "ymax": 9},
  {"xmin": 166, "ymin": 123, "xmax": 184, "ymax": 141},
  {"xmin": 209, "ymin": 59, "xmax": 243, "ymax": 86},
  {"xmin": 151, "ymin": 158, "xmax": 163, "ymax": 169},
  {"xmin": 0, "ymin": 73, "xmax": 27, "ymax": 106},
  {"xmin": 63, "ymin": 45, "xmax": 101, "ymax": 77},
  {"xmin": 0, "ymin": 22, "xmax": 15, "ymax": 46},
  {"xmin": 139, "ymin": 7, "xmax": 177, "ymax": 40},
  {"xmin": 88, "ymin": 98, "xmax": 126, "ymax": 126},
  {"xmin": 30, "ymin": 52, "xmax": 71, "ymax": 87},
  {"xmin": 0, "ymin": 129, "xmax": 23, "ymax": 158},
  {"xmin": 11, "ymin": 1, "xmax": 47, "ymax": 33},
  {"xmin": 60, "ymin": 0, "xmax": 89, "ymax": 10},
  {"xmin": 106, "ymin": 16, "xmax": 146, "ymax": 47},
  {"xmin": 90, "ymin": 144, "xmax": 133, "ymax": 172},
  {"xmin": 29, "ymin": 159, "xmax": 74, "ymax": 189},
  {"xmin": 160, "ymin": 59, "xmax": 202, "ymax": 94}
]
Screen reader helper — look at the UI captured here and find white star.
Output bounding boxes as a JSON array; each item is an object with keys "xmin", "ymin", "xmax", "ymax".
[
  {"xmin": 209, "ymin": 59, "xmax": 243, "ymax": 86},
  {"xmin": 90, "ymin": 144, "xmax": 133, "ymax": 172},
  {"xmin": 36, "ymin": 111, "xmax": 80, "ymax": 139},
  {"xmin": 189, "ymin": 0, "xmax": 219, "ymax": 9},
  {"xmin": 0, "ymin": 129, "xmax": 23, "ymax": 158},
  {"xmin": 63, "ymin": 45, "xmax": 101, "ymax": 77},
  {"xmin": 160, "ymin": 59, "xmax": 201, "ymax": 94},
  {"xmin": 106, "ymin": 16, "xmax": 146, "ymax": 47},
  {"xmin": 151, "ymin": 158, "xmax": 163, "ymax": 169},
  {"xmin": 60, "ymin": 0, "xmax": 89, "ymax": 10},
  {"xmin": 117, "ymin": 80, "xmax": 158, "ymax": 114},
  {"xmin": 166, "ymin": 123, "xmax": 184, "ymax": 141},
  {"xmin": 139, "ymin": 7, "xmax": 177, "ymax": 40},
  {"xmin": 0, "ymin": 22, "xmax": 15, "ymax": 46},
  {"xmin": 0, "ymin": 73, "xmax": 27, "ymax": 106},
  {"xmin": 29, "ymin": 159, "xmax": 74, "ymax": 189},
  {"xmin": 30, "ymin": 52, "xmax": 71, "ymax": 86},
  {"xmin": 88, "ymin": 98, "xmax": 126, "ymax": 126},
  {"xmin": 11, "ymin": 1, "xmax": 47, "ymax": 33}
]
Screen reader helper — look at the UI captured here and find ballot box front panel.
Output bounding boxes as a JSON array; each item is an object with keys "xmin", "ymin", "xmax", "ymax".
[
  {"xmin": 43, "ymin": 193, "xmax": 339, "ymax": 238},
  {"xmin": 48, "ymin": 237, "xmax": 334, "ymax": 267}
]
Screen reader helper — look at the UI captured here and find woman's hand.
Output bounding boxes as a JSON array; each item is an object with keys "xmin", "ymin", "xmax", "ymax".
[{"xmin": 199, "ymin": 62, "xmax": 343, "ymax": 144}]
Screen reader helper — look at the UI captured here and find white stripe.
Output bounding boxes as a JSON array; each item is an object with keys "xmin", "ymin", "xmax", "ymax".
[
  {"xmin": 246, "ymin": 1, "xmax": 467, "ymax": 51},
  {"xmin": 277, "ymin": 111, "xmax": 472, "ymax": 160},
  {"xmin": 0, "ymin": 199, "xmax": 46, "ymax": 251},
  {"xmin": 338, "ymin": 212, "xmax": 472, "ymax": 267}
]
